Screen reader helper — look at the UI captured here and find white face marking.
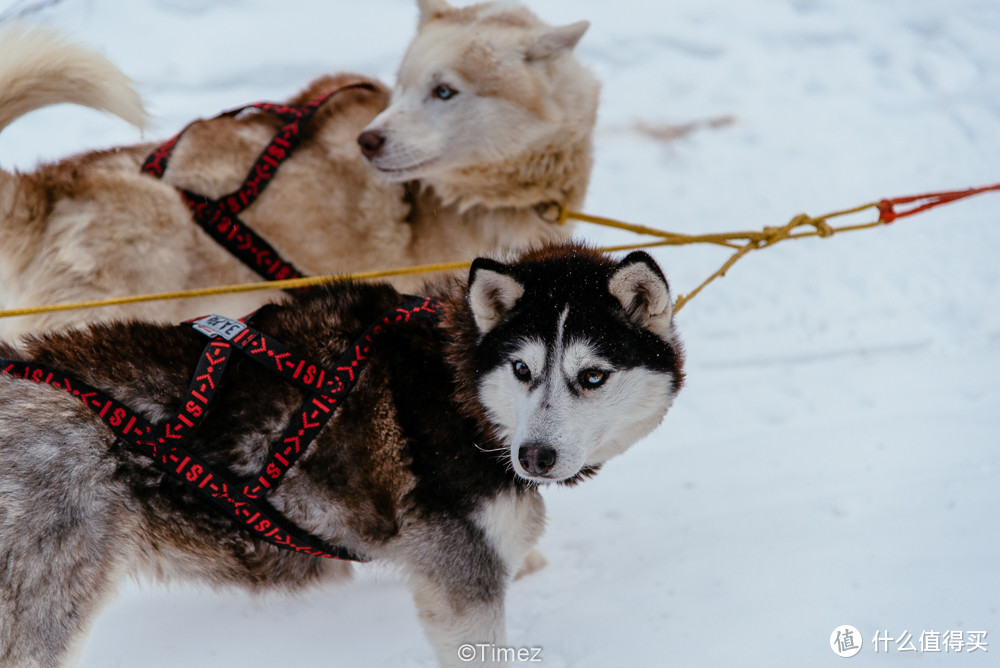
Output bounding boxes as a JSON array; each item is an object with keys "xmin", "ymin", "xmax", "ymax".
[{"xmin": 478, "ymin": 307, "xmax": 677, "ymax": 483}]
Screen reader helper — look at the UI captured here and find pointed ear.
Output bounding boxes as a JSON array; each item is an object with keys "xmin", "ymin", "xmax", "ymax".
[
  {"xmin": 608, "ymin": 251, "xmax": 674, "ymax": 339},
  {"xmin": 417, "ymin": 0, "xmax": 452, "ymax": 22},
  {"xmin": 526, "ymin": 20, "xmax": 590, "ymax": 61},
  {"xmin": 468, "ymin": 258, "xmax": 525, "ymax": 335}
]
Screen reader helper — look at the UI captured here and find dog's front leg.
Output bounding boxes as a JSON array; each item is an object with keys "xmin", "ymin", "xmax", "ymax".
[
  {"xmin": 405, "ymin": 490, "xmax": 546, "ymax": 667},
  {"xmin": 410, "ymin": 568, "xmax": 508, "ymax": 668},
  {"xmin": 396, "ymin": 511, "xmax": 512, "ymax": 667}
]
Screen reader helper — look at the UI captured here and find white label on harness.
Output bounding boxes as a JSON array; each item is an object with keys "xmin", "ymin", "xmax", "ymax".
[{"xmin": 190, "ymin": 315, "xmax": 247, "ymax": 340}]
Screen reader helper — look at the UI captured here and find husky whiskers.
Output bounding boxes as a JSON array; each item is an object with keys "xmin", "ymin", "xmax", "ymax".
[
  {"xmin": 0, "ymin": 0, "xmax": 599, "ymax": 338},
  {"xmin": 0, "ymin": 244, "xmax": 682, "ymax": 667}
]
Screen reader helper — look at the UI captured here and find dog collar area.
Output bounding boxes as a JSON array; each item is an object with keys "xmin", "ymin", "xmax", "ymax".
[{"xmin": 0, "ymin": 296, "xmax": 440, "ymax": 561}]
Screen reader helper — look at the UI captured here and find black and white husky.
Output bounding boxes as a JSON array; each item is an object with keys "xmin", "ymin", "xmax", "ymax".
[{"xmin": 0, "ymin": 244, "xmax": 684, "ymax": 667}]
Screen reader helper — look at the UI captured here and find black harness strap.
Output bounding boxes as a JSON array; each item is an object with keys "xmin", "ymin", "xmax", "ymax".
[
  {"xmin": 0, "ymin": 296, "xmax": 440, "ymax": 561},
  {"xmin": 141, "ymin": 81, "xmax": 379, "ymax": 285}
]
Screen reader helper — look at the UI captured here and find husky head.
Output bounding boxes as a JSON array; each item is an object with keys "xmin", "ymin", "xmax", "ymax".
[
  {"xmin": 358, "ymin": 0, "xmax": 597, "ymax": 196},
  {"xmin": 467, "ymin": 245, "xmax": 685, "ymax": 484}
]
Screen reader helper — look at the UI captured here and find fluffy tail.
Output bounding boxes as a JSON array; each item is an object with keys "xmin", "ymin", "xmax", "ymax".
[{"xmin": 0, "ymin": 23, "xmax": 147, "ymax": 134}]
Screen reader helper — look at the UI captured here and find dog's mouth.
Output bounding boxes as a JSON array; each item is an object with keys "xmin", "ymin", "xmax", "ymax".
[
  {"xmin": 513, "ymin": 465, "xmax": 601, "ymax": 486},
  {"xmin": 516, "ymin": 471, "xmax": 557, "ymax": 484},
  {"xmin": 370, "ymin": 157, "xmax": 438, "ymax": 181}
]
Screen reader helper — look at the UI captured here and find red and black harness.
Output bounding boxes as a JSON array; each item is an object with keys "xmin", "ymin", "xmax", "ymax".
[
  {"xmin": 141, "ymin": 81, "xmax": 378, "ymax": 285},
  {"xmin": 0, "ymin": 296, "xmax": 439, "ymax": 561}
]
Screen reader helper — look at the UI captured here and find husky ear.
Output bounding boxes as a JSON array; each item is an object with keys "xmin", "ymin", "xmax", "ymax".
[
  {"xmin": 527, "ymin": 20, "xmax": 590, "ymax": 61},
  {"xmin": 417, "ymin": 0, "xmax": 452, "ymax": 22},
  {"xmin": 609, "ymin": 251, "xmax": 674, "ymax": 339},
  {"xmin": 468, "ymin": 258, "xmax": 525, "ymax": 335}
]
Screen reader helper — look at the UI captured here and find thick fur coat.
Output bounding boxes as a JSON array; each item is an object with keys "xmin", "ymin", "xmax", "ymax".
[
  {"xmin": 0, "ymin": 243, "xmax": 684, "ymax": 667},
  {"xmin": 0, "ymin": 0, "xmax": 599, "ymax": 338}
]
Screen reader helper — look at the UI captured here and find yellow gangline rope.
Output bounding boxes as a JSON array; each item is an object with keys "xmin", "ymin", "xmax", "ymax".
[
  {"xmin": 561, "ymin": 201, "xmax": 885, "ymax": 312},
  {"xmin": 0, "ymin": 262, "xmax": 469, "ymax": 320},
  {"xmin": 0, "ymin": 197, "xmax": 942, "ymax": 321}
]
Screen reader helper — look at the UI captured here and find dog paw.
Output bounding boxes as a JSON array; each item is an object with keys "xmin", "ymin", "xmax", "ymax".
[{"xmin": 514, "ymin": 549, "xmax": 548, "ymax": 580}]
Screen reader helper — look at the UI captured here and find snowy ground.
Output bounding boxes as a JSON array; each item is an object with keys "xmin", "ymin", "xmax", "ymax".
[{"xmin": 1, "ymin": 0, "xmax": 998, "ymax": 666}]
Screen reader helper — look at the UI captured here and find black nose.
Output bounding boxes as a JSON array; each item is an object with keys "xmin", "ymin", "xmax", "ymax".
[
  {"xmin": 518, "ymin": 444, "xmax": 557, "ymax": 477},
  {"xmin": 357, "ymin": 129, "xmax": 386, "ymax": 158}
]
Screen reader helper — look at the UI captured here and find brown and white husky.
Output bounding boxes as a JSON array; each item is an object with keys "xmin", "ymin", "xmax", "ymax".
[{"xmin": 0, "ymin": 243, "xmax": 683, "ymax": 667}]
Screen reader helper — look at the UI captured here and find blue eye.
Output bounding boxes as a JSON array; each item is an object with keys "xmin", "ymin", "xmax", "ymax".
[
  {"xmin": 578, "ymin": 368, "xmax": 608, "ymax": 389},
  {"xmin": 512, "ymin": 360, "xmax": 531, "ymax": 382},
  {"xmin": 433, "ymin": 84, "xmax": 458, "ymax": 100}
]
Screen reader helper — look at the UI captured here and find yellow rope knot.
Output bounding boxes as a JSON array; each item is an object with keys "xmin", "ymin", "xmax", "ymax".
[
  {"xmin": 760, "ymin": 225, "xmax": 784, "ymax": 245},
  {"xmin": 811, "ymin": 218, "xmax": 835, "ymax": 238},
  {"xmin": 785, "ymin": 213, "xmax": 835, "ymax": 238}
]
